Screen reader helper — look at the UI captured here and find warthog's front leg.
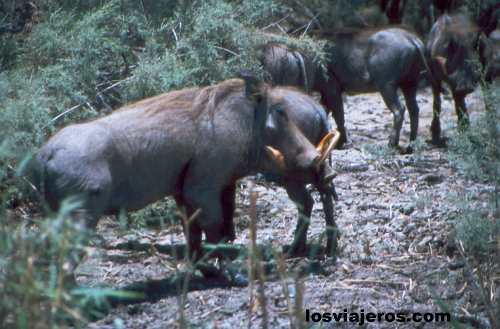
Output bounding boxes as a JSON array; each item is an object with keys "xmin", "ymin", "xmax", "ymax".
[
  {"xmin": 221, "ymin": 183, "xmax": 236, "ymax": 242},
  {"xmin": 285, "ymin": 182, "xmax": 314, "ymax": 256},
  {"xmin": 317, "ymin": 184, "xmax": 338, "ymax": 257},
  {"xmin": 183, "ymin": 179, "xmax": 226, "ymax": 250}
]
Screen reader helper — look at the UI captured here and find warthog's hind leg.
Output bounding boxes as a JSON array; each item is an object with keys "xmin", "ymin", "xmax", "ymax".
[
  {"xmin": 402, "ymin": 84, "xmax": 420, "ymax": 152},
  {"xmin": 452, "ymin": 91, "xmax": 470, "ymax": 130},
  {"xmin": 379, "ymin": 83, "xmax": 405, "ymax": 148},
  {"xmin": 430, "ymin": 83, "xmax": 446, "ymax": 145}
]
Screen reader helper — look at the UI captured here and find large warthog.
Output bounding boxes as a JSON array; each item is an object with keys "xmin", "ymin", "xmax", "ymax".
[
  {"xmin": 263, "ymin": 27, "xmax": 431, "ymax": 151},
  {"xmin": 31, "ymin": 75, "xmax": 337, "ymax": 262},
  {"xmin": 427, "ymin": 12, "xmax": 481, "ymax": 144}
]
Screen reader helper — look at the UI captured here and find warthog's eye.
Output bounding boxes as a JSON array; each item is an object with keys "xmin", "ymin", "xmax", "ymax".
[{"xmin": 274, "ymin": 106, "xmax": 286, "ymax": 117}]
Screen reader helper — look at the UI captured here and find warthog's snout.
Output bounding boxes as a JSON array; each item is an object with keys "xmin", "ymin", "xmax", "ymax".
[{"xmin": 265, "ymin": 129, "xmax": 341, "ymax": 179}]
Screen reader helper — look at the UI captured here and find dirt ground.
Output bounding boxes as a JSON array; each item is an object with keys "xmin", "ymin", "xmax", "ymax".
[{"xmin": 81, "ymin": 87, "xmax": 496, "ymax": 329}]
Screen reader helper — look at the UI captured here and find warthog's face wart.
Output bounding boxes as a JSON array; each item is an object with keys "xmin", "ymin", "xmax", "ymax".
[{"xmin": 262, "ymin": 97, "xmax": 338, "ymax": 184}]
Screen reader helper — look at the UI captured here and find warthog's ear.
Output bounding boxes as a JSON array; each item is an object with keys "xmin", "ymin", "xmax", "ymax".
[
  {"xmin": 315, "ymin": 129, "xmax": 341, "ymax": 167},
  {"xmin": 264, "ymin": 146, "xmax": 286, "ymax": 171},
  {"xmin": 435, "ymin": 56, "xmax": 448, "ymax": 75},
  {"xmin": 238, "ymin": 70, "xmax": 266, "ymax": 103}
]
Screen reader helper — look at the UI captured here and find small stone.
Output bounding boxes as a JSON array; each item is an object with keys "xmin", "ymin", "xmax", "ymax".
[
  {"xmin": 448, "ymin": 260, "xmax": 465, "ymax": 270},
  {"xmin": 395, "ymin": 232, "xmax": 406, "ymax": 241},
  {"xmin": 403, "ymin": 223, "xmax": 417, "ymax": 234},
  {"xmin": 400, "ymin": 204, "xmax": 415, "ymax": 215},
  {"xmin": 418, "ymin": 236, "xmax": 433, "ymax": 249},
  {"xmin": 338, "ymin": 162, "xmax": 369, "ymax": 173},
  {"xmin": 418, "ymin": 173, "xmax": 444, "ymax": 185},
  {"xmin": 414, "ymin": 212, "xmax": 430, "ymax": 221}
]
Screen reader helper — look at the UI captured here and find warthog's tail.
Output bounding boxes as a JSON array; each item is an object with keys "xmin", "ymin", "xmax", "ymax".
[
  {"xmin": 409, "ymin": 37, "xmax": 438, "ymax": 87},
  {"xmin": 293, "ymin": 51, "xmax": 309, "ymax": 92},
  {"xmin": 25, "ymin": 154, "xmax": 45, "ymax": 193},
  {"xmin": 23, "ymin": 153, "xmax": 58, "ymax": 211}
]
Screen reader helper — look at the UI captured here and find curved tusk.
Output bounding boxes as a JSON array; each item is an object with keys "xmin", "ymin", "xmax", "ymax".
[
  {"xmin": 264, "ymin": 145, "xmax": 286, "ymax": 171},
  {"xmin": 435, "ymin": 56, "xmax": 447, "ymax": 75},
  {"xmin": 316, "ymin": 129, "xmax": 341, "ymax": 168}
]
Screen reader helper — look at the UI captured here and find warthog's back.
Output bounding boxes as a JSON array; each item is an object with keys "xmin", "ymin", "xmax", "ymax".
[
  {"xmin": 34, "ymin": 79, "xmax": 263, "ymax": 215},
  {"xmin": 36, "ymin": 89, "xmax": 201, "ymax": 213},
  {"xmin": 325, "ymin": 27, "xmax": 426, "ymax": 93},
  {"xmin": 37, "ymin": 102, "xmax": 196, "ymax": 212}
]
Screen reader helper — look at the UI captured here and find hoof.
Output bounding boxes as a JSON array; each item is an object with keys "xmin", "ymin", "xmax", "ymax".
[
  {"xmin": 224, "ymin": 266, "xmax": 248, "ymax": 286},
  {"xmin": 336, "ymin": 135, "xmax": 348, "ymax": 149},
  {"xmin": 427, "ymin": 136, "xmax": 447, "ymax": 147},
  {"xmin": 401, "ymin": 146, "xmax": 413, "ymax": 155},
  {"xmin": 287, "ymin": 242, "xmax": 307, "ymax": 257},
  {"xmin": 390, "ymin": 144, "xmax": 404, "ymax": 153},
  {"xmin": 197, "ymin": 262, "xmax": 223, "ymax": 278}
]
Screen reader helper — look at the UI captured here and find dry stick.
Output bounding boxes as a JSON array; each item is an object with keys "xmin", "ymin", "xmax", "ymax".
[
  {"xmin": 458, "ymin": 241, "xmax": 498, "ymax": 327},
  {"xmin": 44, "ymin": 77, "xmax": 131, "ymax": 128},
  {"xmin": 300, "ymin": 19, "xmax": 313, "ymax": 38},
  {"xmin": 299, "ymin": 14, "xmax": 320, "ymax": 38},
  {"xmin": 44, "ymin": 104, "xmax": 83, "ymax": 128},
  {"xmin": 294, "ymin": 278, "xmax": 305, "ymax": 329},
  {"xmin": 274, "ymin": 251, "xmax": 295, "ymax": 329},
  {"xmin": 291, "ymin": 0, "xmax": 322, "ymax": 30},
  {"xmin": 171, "ymin": 28, "xmax": 179, "ymax": 44},
  {"xmin": 289, "ymin": 14, "xmax": 319, "ymax": 35},
  {"xmin": 248, "ymin": 189, "xmax": 269, "ymax": 329},
  {"xmin": 6, "ymin": 164, "xmax": 38, "ymax": 193},
  {"xmin": 261, "ymin": 14, "xmax": 291, "ymax": 31},
  {"xmin": 213, "ymin": 45, "xmax": 239, "ymax": 57},
  {"xmin": 247, "ymin": 188, "xmax": 257, "ymax": 329},
  {"xmin": 176, "ymin": 207, "xmax": 201, "ymax": 329}
]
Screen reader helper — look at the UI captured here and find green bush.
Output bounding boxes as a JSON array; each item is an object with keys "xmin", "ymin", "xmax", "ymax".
[
  {"xmin": 448, "ymin": 85, "xmax": 500, "ymax": 184},
  {"xmin": 0, "ymin": 197, "xmax": 89, "ymax": 328},
  {"xmin": 456, "ymin": 209, "xmax": 499, "ymax": 259},
  {"xmin": 447, "ymin": 81, "xmax": 499, "ymax": 328}
]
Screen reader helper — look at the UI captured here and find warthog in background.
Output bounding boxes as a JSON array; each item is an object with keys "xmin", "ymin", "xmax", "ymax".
[
  {"xmin": 427, "ymin": 12, "xmax": 481, "ymax": 144},
  {"xmin": 263, "ymin": 27, "xmax": 431, "ymax": 151},
  {"xmin": 480, "ymin": 29, "xmax": 500, "ymax": 82},
  {"xmin": 261, "ymin": 42, "xmax": 316, "ymax": 92},
  {"xmin": 31, "ymin": 75, "xmax": 336, "ymax": 262}
]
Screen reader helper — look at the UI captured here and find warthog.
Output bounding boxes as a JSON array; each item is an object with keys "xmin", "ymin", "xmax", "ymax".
[
  {"xmin": 31, "ymin": 75, "xmax": 337, "ymax": 263},
  {"xmin": 263, "ymin": 27, "xmax": 431, "ymax": 151},
  {"xmin": 478, "ymin": 2, "xmax": 500, "ymax": 37},
  {"xmin": 480, "ymin": 29, "xmax": 500, "ymax": 82},
  {"xmin": 261, "ymin": 42, "xmax": 316, "ymax": 92},
  {"xmin": 255, "ymin": 88, "xmax": 341, "ymax": 256},
  {"xmin": 426, "ymin": 12, "xmax": 481, "ymax": 144}
]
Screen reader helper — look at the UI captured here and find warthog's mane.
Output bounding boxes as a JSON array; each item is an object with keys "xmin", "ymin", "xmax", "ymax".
[
  {"xmin": 115, "ymin": 79, "xmax": 248, "ymax": 122},
  {"xmin": 315, "ymin": 24, "xmax": 416, "ymax": 40},
  {"xmin": 191, "ymin": 79, "xmax": 247, "ymax": 118},
  {"xmin": 264, "ymin": 42, "xmax": 293, "ymax": 51}
]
